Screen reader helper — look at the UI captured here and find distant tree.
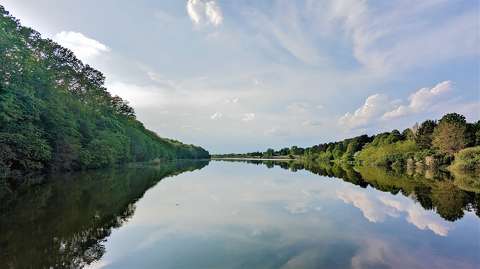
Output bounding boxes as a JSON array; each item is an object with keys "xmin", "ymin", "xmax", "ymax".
[
  {"xmin": 387, "ymin": 130, "xmax": 403, "ymax": 143},
  {"xmin": 290, "ymin": 146, "xmax": 304, "ymax": 156},
  {"xmin": 402, "ymin": 128, "xmax": 415, "ymax": 141},
  {"xmin": 264, "ymin": 148, "xmax": 275, "ymax": 157},
  {"xmin": 278, "ymin": 147, "xmax": 289, "ymax": 156},
  {"xmin": 415, "ymin": 120, "xmax": 437, "ymax": 149},
  {"xmin": 432, "ymin": 113, "xmax": 467, "ymax": 154}
]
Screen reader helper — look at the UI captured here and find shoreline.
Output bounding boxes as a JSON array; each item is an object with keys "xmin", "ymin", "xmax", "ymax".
[{"xmin": 211, "ymin": 157, "xmax": 295, "ymax": 161}]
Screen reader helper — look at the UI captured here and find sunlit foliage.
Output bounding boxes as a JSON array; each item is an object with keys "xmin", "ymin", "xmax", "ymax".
[{"xmin": 0, "ymin": 6, "xmax": 209, "ymax": 178}]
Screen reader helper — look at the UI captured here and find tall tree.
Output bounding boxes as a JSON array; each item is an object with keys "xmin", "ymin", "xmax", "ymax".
[
  {"xmin": 415, "ymin": 120, "xmax": 436, "ymax": 149},
  {"xmin": 432, "ymin": 113, "xmax": 467, "ymax": 154}
]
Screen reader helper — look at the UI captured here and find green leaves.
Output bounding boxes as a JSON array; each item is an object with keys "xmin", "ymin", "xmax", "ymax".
[{"xmin": 0, "ymin": 7, "xmax": 209, "ymax": 179}]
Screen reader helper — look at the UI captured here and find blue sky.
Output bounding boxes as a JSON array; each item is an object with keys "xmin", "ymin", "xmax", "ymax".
[{"xmin": 2, "ymin": 0, "xmax": 479, "ymax": 153}]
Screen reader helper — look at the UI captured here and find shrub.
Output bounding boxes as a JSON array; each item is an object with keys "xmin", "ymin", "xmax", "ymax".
[
  {"xmin": 449, "ymin": 146, "xmax": 480, "ymax": 171},
  {"xmin": 356, "ymin": 140, "xmax": 418, "ymax": 168}
]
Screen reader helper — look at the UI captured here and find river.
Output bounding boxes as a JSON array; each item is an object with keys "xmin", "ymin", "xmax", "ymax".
[{"xmin": 1, "ymin": 160, "xmax": 479, "ymax": 269}]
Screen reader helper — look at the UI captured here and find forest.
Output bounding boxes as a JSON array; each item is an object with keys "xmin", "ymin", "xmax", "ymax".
[
  {"xmin": 214, "ymin": 113, "xmax": 480, "ymax": 173},
  {"xmin": 0, "ymin": 6, "xmax": 209, "ymax": 180}
]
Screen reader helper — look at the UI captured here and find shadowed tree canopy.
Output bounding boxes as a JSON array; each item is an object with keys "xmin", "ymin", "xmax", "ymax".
[{"xmin": 415, "ymin": 120, "xmax": 437, "ymax": 149}]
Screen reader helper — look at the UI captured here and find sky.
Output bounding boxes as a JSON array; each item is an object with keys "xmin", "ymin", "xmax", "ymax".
[{"xmin": 1, "ymin": 0, "xmax": 479, "ymax": 153}]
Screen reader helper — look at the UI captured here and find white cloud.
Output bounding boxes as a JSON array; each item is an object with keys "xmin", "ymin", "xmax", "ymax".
[
  {"xmin": 340, "ymin": 81, "xmax": 456, "ymax": 129},
  {"xmin": 383, "ymin": 81, "xmax": 452, "ymax": 119},
  {"xmin": 205, "ymin": 1, "xmax": 223, "ymax": 26},
  {"xmin": 187, "ymin": 0, "xmax": 223, "ymax": 27},
  {"xmin": 242, "ymin": 113, "xmax": 255, "ymax": 122},
  {"xmin": 339, "ymin": 94, "xmax": 394, "ymax": 129},
  {"xmin": 210, "ymin": 112, "xmax": 223, "ymax": 120},
  {"xmin": 53, "ymin": 31, "xmax": 110, "ymax": 62}
]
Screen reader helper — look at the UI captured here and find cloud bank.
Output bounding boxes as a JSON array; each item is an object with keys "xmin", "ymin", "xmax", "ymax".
[
  {"xmin": 383, "ymin": 81, "xmax": 452, "ymax": 119},
  {"xmin": 340, "ymin": 81, "xmax": 455, "ymax": 130}
]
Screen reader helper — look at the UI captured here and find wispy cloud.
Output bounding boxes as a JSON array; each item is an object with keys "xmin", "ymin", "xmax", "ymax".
[{"xmin": 187, "ymin": 0, "xmax": 223, "ymax": 27}]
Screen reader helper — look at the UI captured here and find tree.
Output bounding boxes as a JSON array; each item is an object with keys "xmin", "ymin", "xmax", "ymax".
[
  {"xmin": 0, "ymin": 7, "xmax": 209, "ymax": 179},
  {"xmin": 475, "ymin": 121, "xmax": 480, "ymax": 146},
  {"xmin": 289, "ymin": 146, "xmax": 304, "ymax": 156},
  {"xmin": 402, "ymin": 128, "xmax": 415, "ymax": 141},
  {"xmin": 465, "ymin": 121, "xmax": 480, "ymax": 147},
  {"xmin": 278, "ymin": 147, "xmax": 289, "ymax": 156},
  {"xmin": 432, "ymin": 113, "xmax": 467, "ymax": 154},
  {"xmin": 264, "ymin": 148, "xmax": 275, "ymax": 157},
  {"xmin": 415, "ymin": 120, "xmax": 436, "ymax": 149}
]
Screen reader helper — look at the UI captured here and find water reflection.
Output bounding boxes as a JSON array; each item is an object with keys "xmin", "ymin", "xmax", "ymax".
[
  {"xmin": 0, "ymin": 161, "xmax": 208, "ymax": 269},
  {"xmin": 1, "ymin": 160, "xmax": 479, "ymax": 269},
  {"xmin": 220, "ymin": 159, "xmax": 480, "ymax": 222},
  {"xmin": 89, "ymin": 161, "xmax": 478, "ymax": 269},
  {"xmin": 337, "ymin": 187, "xmax": 452, "ymax": 236}
]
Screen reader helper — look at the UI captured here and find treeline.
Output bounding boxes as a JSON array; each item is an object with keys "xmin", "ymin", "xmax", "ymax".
[
  {"xmin": 0, "ymin": 6, "xmax": 209, "ymax": 179},
  {"xmin": 215, "ymin": 113, "xmax": 480, "ymax": 171}
]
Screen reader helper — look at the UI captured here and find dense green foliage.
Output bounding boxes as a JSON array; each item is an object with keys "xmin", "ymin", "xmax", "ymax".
[
  {"xmin": 449, "ymin": 146, "xmax": 480, "ymax": 172},
  {"xmin": 355, "ymin": 140, "xmax": 418, "ymax": 167},
  {"xmin": 0, "ymin": 7, "xmax": 209, "ymax": 178},
  {"xmin": 215, "ymin": 113, "xmax": 479, "ymax": 171}
]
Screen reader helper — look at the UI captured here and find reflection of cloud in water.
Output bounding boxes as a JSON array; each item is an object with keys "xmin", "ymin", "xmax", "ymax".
[
  {"xmin": 285, "ymin": 201, "xmax": 309, "ymax": 214},
  {"xmin": 86, "ymin": 163, "xmax": 477, "ymax": 269},
  {"xmin": 350, "ymin": 238, "xmax": 471, "ymax": 269},
  {"xmin": 337, "ymin": 188, "xmax": 400, "ymax": 222},
  {"xmin": 337, "ymin": 187, "xmax": 452, "ymax": 236}
]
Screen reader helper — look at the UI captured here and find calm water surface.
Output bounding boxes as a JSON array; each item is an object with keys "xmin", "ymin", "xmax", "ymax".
[{"xmin": 1, "ymin": 160, "xmax": 479, "ymax": 269}]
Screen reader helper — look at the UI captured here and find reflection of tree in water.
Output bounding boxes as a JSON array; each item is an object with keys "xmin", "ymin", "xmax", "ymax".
[
  {"xmin": 0, "ymin": 161, "xmax": 208, "ymax": 269},
  {"xmin": 219, "ymin": 159, "xmax": 480, "ymax": 221}
]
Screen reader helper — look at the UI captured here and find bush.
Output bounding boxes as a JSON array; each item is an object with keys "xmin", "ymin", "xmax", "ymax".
[
  {"xmin": 449, "ymin": 146, "xmax": 480, "ymax": 171},
  {"xmin": 356, "ymin": 140, "xmax": 418, "ymax": 168}
]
